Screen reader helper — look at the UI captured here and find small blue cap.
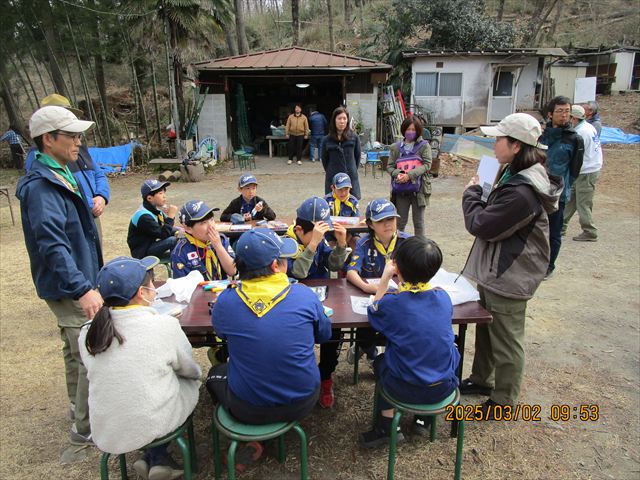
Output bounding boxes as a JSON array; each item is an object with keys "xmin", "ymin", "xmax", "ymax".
[
  {"xmin": 332, "ymin": 173, "xmax": 352, "ymax": 189},
  {"xmin": 296, "ymin": 196, "xmax": 333, "ymax": 227},
  {"xmin": 236, "ymin": 228, "xmax": 299, "ymax": 270},
  {"xmin": 238, "ymin": 173, "xmax": 258, "ymax": 188},
  {"xmin": 141, "ymin": 179, "xmax": 170, "ymax": 198},
  {"xmin": 366, "ymin": 198, "xmax": 400, "ymax": 222},
  {"xmin": 179, "ymin": 200, "xmax": 219, "ymax": 224},
  {"xmin": 97, "ymin": 256, "xmax": 159, "ymax": 303}
]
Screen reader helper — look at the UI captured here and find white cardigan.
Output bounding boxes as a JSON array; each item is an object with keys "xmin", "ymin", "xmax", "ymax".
[{"xmin": 79, "ymin": 306, "xmax": 201, "ymax": 454}]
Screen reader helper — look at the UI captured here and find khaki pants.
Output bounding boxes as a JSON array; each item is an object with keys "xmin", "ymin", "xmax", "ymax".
[
  {"xmin": 469, "ymin": 286, "xmax": 528, "ymax": 406},
  {"xmin": 45, "ymin": 299, "xmax": 91, "ymax": 434},
  {"xmin": 563, "ymin": 170, "xmax": 600, "ymax": 238}
]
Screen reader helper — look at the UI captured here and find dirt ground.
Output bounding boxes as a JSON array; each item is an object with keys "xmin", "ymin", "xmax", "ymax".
[{"xmin": 1, "ymin": 96, "xmax": 639, "ymax": 479}]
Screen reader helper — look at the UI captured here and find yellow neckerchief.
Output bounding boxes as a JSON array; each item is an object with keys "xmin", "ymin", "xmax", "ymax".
[
  {"xmin": 398, "ymin": 281, "xmax": 432, "ymax": 293},
  {"xmin": 285, "ymin": 225, "xmax": 307, "ymax": 257},
  {"xmin": 235, "ymin": 272, "xmax": 291, "ymax": 317},
  {"xmin": 372, "ymin": 232, "xmax": 398, "ymax": 260},
  {"xmin": 157, "ymin": 213, "xmax": 165, "ymax": 225},
  {"xmin": 332, "ymin": 193, "xmax": 355, "ymax": 216},
  {"xmin": 112, "ymin": 304, "xmax": 148, "ymax": 310},
  {"xmin": 184, "ymin": 232, "xmax": 222, "ymax": 280}
]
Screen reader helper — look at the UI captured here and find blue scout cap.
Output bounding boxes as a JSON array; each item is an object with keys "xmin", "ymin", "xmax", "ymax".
[
  {"xmin": 236, "ymin": 228, "xmax": 298, "ymax": 270},
  {"xmin": 366, "ymin": 198, "xmax": 401, "ymax": 222},
  {"xmin": 238, "ymin": 173, "xmax": 258, "ymax": 188},
  {"xmin": 296, "ymin": 196, "xmax": 333, "ymax": 227},
  {"xmin": 332, "ymin": 173, "xmax": 352, "ymax": 189},
  {"xmin": 97, "ymin": 256, "xmax": 159, "ymax": 303},
  {"xmin": 179, "ymin": 200, "xmax": 219, "ymax": 225},
  {"xmin": 141, "ymin": 179, "xmax": 170, "ymax": 198}
]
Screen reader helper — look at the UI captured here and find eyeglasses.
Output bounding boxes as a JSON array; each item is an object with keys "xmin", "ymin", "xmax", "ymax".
[{"xmin": 55, "ymin": 131, "xmax": 83, "ymax": 141}]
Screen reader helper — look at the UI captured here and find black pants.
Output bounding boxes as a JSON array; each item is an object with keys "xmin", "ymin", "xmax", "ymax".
[
  {"xmin": 288, "ymin": 135, "xmax": 305, "ymax": 161},
  {"xmin": 548, "ymin": 200, "xmax": 565, "ymax": 273},
  {"xmin": 9, "ymin": 144, "xmax": 24, "ymax": 169},
  {"xmin": 374, "ymin": 354, "xmax": 458, "ymax": 411},
  {"xmin": 206, "ymin": 364, "xmax": 318, "ymax": 424}
]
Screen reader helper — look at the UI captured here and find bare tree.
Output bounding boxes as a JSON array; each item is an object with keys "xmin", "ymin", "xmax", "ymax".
[
  {"xmin": 292, "ymin": 0, "xmax": 300, "ymax": 45},
  {"xmin": 225, "ymin": 21, "xmax": 239, "ymax": 56},
  {"xmin": 235, "ymin": 0, "xmax": 250, "ymax": 54},
  {"xmin": 497, "ymin": 0, "xmax": 506, "ymax": 22},
  {"xmin": 327, "ymin": 0, "xmax": 335, "ymax": 51},
  {"xmin": 344, "ymin": 0, "xmax": 352, "ymax": 25}
]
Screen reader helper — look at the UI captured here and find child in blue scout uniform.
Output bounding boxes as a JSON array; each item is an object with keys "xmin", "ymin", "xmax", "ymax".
[
  {"xmin": 345, "ymin": 199, "xmax": 412, "ymax": 366},
  {"xmin": 285, "ymin": 196, "xmax": 349, "ymax": 280},
  {"xmin": 171, "ymin": 200, "xmax": 236, "ymax": 281},
  {"xmin": 323, "ymin": 172, "xmax": 360, "ymax": 217},
  {"xmin": 219, "ymin": 174, "xmax": 277, "ymax": 223},
  {"xmin": 284, "ymin": 196, "xmax": 348, "ymax": 409},
  {"xmin": 127, "ymin": 180, "xmax": 179, "ymax": 260},
  {"xmin": 324, "ymin": 172, "xmax": 360, "ymax": 250},
  {"xmin": 207, "ymin": 229, "xmax": 332, "ymax": 466},
  {"xmin": 360, "ymin": 237, "xmax": 459, "ymax": 447}
]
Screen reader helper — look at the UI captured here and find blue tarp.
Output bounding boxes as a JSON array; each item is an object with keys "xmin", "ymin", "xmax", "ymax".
[
  {"xmin": 441, "ymin": 134, "xmax": 495, "ymax": 153},
  {"xmin": 599, "ymin": 126, "xmax": 640, "ymax": 145},
  {"xmin": 88, "ymin": 143, "xmax": 134, "ymax": 172}
]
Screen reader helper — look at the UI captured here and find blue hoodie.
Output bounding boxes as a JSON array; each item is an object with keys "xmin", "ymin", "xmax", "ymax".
[
  {"xmin": 540, "ymin": 124, "xmax": 583, "ymax": 203},
  {"xmin": 16, "ymin": 158, "xmax": 103, "ymax": 300}
]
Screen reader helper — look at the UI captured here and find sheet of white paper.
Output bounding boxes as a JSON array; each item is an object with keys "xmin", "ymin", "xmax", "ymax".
[
  {"xmin": 430, "ymin": 268, "xmax": 480, "ymax": 305},
  {"xmin": 366, "ymin": 278, "xmax": 399, "ymax": 290},
  {"xmin": 477, "ymin": 155, "xmax": 501, "ymax": 201},
  {"xmin": 351, "ymin": 295, "xmax": 372, "ymax": 315}
]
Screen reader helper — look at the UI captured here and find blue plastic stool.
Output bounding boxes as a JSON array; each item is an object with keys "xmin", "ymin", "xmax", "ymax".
[
  {"xmin": 372, "ymin": 386, "xmax": 464, "ymax": 480},
  {"xmin": 99, "ymin": 415, "xmax": 197, "ymax": 479},
  {"xmin": 211, "ymin": 405, "xmax": 308, "ymax": 480}
]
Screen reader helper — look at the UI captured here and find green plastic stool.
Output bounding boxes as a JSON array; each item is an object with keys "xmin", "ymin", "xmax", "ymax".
[
  {"xmin": 212, "ymin": 405, "xmax": 308, "ymax": 480},
  {"xmin": 372, "ymin": 386, "xmax": 464, "ymax": 480},
  {"xmin": 99, "ymin": 415, "xmax": 197, "ymax": 479}
]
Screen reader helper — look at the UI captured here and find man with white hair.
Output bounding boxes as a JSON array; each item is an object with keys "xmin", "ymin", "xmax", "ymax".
[
  {"xmin": 16, "ymin": 106, "xmax": 103, "ymax": 446},
  {"xmin": 563, "ymin": 105, "xmax": 603, "ymax": 241}
]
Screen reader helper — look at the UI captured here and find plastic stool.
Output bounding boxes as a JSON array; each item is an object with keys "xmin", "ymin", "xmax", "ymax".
[
  {"xmin": 371, "ymin": 386, "xmax": 464, "ymax": 480},
  {"xmin": 212, "ymin": 405, "xmax": 308, "ymax": 480},
  {"xmin": 99, "ymin": 415, "xmax": 197, "ymax": 479}
]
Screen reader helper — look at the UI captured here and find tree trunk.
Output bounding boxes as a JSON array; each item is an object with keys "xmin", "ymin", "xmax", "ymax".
[
  {"xmin": 547, "ymin": 1, "xmax": 564, "ymax": 43},
  {"xmin": 88, "ymin": 0, "xmax": 108, "ymax": 125},
  {"xmin": 151, "ymin": 60, "xmax": 162, "ymax": 144},
  {"xmin": 292, "ymin": 0, "xmax": 300, "ymax": 45},
  {"xmin": 16, "ymin": 54, "xmax": 39, "ymax": 109},
  {"xmin": 0, "ymin": 64, "xmax": 27, "ymax": 143},
  {"xmin": 8, "ymin": 54, "xmax": 37, "ymax": 110},
  {"xmin": 164, "ymin": 16, "xmax": 182, "ymax": 158},
  {"xmin": 344, "ymin": 0, "xmax": 352, "ymax": 25},
  {"xmin": 497, "ymin": 0, "xmax": 506, "ymax": 22},
  {"xmin": 31, "ymin": 4, "xmax": 69, "ymax": 97},
  {"xmin": 224, "ymin": 21, "xmax": 239, "ymax": 56},
  {"xmin": 327, "ymin": 0, "xmax": 335, "ymax": 52},
  {"xmin": 235, "ymin": 0, "xmax": 250, "ymax": 54}
]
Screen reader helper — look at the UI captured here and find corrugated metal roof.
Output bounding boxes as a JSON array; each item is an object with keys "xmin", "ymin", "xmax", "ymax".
[
  {"xmin": 194, "ymin": 47, "xmax": 391, "ymax": 71},
  {"xmin": 403, "ymin": 48, "xmax": 567, "ymax": 58}
]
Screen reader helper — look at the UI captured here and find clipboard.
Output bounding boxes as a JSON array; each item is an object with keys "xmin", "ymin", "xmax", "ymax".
[{"xmin": 477, "ymin": 155, "xmax": 504, "ymax": 202}]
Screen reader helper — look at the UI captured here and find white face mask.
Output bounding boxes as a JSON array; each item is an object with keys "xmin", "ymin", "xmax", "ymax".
[{"xmin": 140, "ymin": 286, "xmax": 157, "ymax": 305}]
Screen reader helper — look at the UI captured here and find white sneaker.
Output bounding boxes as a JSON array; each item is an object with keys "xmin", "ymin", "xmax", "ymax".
[
  {"xmin": 297, "ymin": 160, "xmax": 302, "ymax": 165},
  {"xmin": 133, "ymin": 458, "xmax": 150, "ymax": 479},
  {"xmin": 287, "ymin": 160, "xmax": 292, "ymax": 165}
]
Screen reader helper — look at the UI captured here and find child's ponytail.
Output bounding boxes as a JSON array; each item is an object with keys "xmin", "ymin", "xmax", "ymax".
[{"xmin": 85, "ymin": 301, "xmax": 125, "ymax": 355}]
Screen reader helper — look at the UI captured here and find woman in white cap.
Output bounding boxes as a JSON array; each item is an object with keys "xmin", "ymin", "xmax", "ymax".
[
  {"xmin": 459, "ymin": 113, "xmax": 562, "ymax": 417},
  {"xmin": 79, "ymin": 256, "xmax": 201, "ymax": 480}
]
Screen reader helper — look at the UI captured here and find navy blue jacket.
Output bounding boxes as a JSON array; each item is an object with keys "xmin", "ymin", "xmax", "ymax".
[
  {"xmin": 16, "ymin": 158, "xmax": 103, "ymax": 300},
  {"xmin": 540, "ymin": 124, "xmax": 584, "ymax": 203},
  {"xmin": 309, "ymin": 111, "xmax": 328, "ymax": 136},
  {"xmin": 321, "ymin": 134, "xmax": 362, "ymax": 199},
  {"xmin": 26, "ymin": 145, "xmax": 111, "ymax": 210}
]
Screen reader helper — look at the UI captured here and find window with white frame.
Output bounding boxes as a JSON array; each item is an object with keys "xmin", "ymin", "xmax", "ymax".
[{"xmin": 415, "ymin": 72, "xmax": 463, "ymax": 97}]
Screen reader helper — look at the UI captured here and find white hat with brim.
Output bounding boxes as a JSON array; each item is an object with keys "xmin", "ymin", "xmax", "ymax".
[
  {"xmin": 570, "ymin": 105, "xmax": 586, "ymax": 120},
  {"xmin": 480, "ymin": 113, "xmax": 547, "ymax": 150},
  {"xmin": 29, "ymin": 106, "xmax": 95, "ymax": 138}
]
